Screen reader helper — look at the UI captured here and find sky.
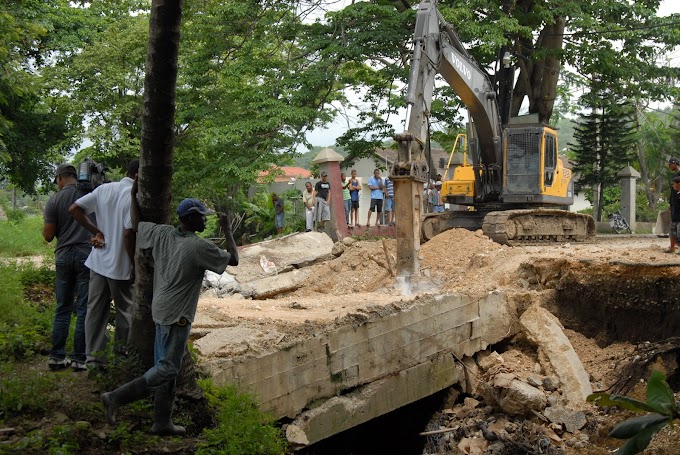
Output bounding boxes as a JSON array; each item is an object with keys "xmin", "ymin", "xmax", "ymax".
[{"xmin": 302, "ymin": 0, "xmax": 680, "ymax": 150}]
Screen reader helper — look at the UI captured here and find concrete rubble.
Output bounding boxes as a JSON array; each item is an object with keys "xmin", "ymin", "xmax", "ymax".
[
  {"xmin": 519, "ymin": 304, "xmax": 593, "ymax": 405},
  {"xmin": 191, "ymin": 230, "xmax": 652, "ymax": 451}
]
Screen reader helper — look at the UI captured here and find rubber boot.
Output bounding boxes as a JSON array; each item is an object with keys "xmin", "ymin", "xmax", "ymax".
[
  {"xmin": 101, "ymin": 376, "xmax": 149, "ymax": 425},
  {"xmin": 151, "ymin": 380, "xmax": 186, "ymax": 436}
]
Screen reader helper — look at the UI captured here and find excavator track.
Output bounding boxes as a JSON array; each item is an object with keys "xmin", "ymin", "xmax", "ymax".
[{"xmin": 482, "ymin": 209, "xmax": 596, "ymax": 245}]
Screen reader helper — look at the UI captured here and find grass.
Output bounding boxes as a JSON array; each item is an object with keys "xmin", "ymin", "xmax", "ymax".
[
  {"xmin": 0, "ymin": 215, "xmax": 54, "ymax": 257},
  {"xmin": 0, "ymin": 260, "xmax": 287, "ymax": 454}
]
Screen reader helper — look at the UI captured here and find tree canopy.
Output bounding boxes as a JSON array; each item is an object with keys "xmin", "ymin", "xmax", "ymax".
[{"xmin": 0, "ymin": 0, "xmax": 678, "ymax": 203}]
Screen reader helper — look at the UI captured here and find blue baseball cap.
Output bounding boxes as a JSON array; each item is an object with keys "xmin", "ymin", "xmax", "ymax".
[{"xmin": 177, "ymin": 198, "xmax": 214, "ymax": 218}]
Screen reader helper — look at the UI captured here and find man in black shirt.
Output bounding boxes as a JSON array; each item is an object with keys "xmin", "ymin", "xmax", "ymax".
[
  {"xmin": 42, "ymin": 163, "xmax": 93, "ymax": 371},
  {"xmin": 313, "ymin": 171, "xmax": 331, "ymax": 232}
]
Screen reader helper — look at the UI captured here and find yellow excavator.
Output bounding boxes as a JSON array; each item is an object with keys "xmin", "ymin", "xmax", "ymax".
[{"xmin": 391, "ymin": 0, "xmax": 595, "ymax": 277}]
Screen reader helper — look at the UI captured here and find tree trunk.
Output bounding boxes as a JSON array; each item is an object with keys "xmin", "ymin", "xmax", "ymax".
[{"xmin": 129, "ymin": 0, "xmax": 182, "ymax": 369}]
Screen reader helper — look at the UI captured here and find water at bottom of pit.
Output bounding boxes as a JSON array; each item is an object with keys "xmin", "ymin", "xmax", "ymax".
[{"xmin": 297, "ymin": 389, "xmax": 449, "ymax": 455}]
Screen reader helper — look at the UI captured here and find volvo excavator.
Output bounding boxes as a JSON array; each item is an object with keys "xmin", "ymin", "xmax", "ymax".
[{"xmin": 391, "ymin": 0, "xmax": 595, "ymax": 278}]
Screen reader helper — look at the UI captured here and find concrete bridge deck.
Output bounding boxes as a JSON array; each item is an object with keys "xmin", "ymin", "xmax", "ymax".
[{"xmin": 193, "ymin": 289, "xmax": 517, "ymax": 446}]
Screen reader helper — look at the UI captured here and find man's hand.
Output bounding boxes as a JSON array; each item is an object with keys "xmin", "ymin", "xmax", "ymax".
[
  {"xmin": 131, "ymin": 175, "xmax": 138, "ymax": 197},
  {"xmin": 218, "ymin": 211, "xmax": 239, "ymax": 266},
  {"xmin": 92, "ymin": 232, "xmax": 106, "ymax": 248}
]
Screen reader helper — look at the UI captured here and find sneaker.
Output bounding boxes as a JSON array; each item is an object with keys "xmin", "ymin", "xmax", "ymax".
[
  {"xmin": 71, "ymin": 360, "xmax": 87, "ymax": 372},
  {"xmin": 48, "ymin": 358, "xmax": 71, "ymax": 371}
]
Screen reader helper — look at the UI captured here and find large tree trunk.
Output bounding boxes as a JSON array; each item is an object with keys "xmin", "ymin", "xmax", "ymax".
[
  {"xmin": 129, "ymin": 0, "xmax": 182, "ymax": 369},
  {"xmin": 510, "ymin": 0, "xmax": 565, "ymax": 124}
]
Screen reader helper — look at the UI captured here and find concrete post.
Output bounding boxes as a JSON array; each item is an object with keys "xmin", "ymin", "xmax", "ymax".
[
  {"xmin": 616, "ymin": 165, "xmax": 640, "ymax": 231},
  {"xmin": 311, "ymin": 148, "xmax": 346, "ymax": 241}
]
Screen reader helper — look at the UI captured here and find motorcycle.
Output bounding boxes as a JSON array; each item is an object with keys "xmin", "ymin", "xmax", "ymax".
[{"xmin": 608, "ymin": 210, "xmax": 632, "ymax": 234}]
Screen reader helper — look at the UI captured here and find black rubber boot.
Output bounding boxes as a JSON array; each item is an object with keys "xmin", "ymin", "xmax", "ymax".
[
  {"xmin": 101, "ymin": 376, "xmax": 149, "ymax": 425},
  {"xmin": 151, "ymin": 380, "xmax": 186, "ymax": 436}
]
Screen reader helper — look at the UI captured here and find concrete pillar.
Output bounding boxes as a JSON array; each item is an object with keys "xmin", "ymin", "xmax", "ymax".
[
  {"xmin": 616, "ymin": 165, "xmax": 640, "ymax": 231},
  {"xmin": 311, "ymin": 148, "xmax": 346, "ymax": 241}
]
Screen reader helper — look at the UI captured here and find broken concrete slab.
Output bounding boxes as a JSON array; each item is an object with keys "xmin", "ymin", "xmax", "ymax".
[
  {"xmin": 519, "ymin": 305, "xmax": 593, "ymax": 405},
  {"xmin": 193, "ymin": 326, "xmax": 282, "ymax": 357},
  {"xmin": 497, "ymin": 378, "xmax": 547, "ymax": 416},
  {"xmin": 203, "ymin": 291, "xmax": 518, "ymax": 422},
  {"xmin": 543, "ymin": 406, "xmax": 587, "ymax": 433},
  {"xmin": 286, "ymin": 353, "xmax": 465, "ymax": 446},
  {"xmin": 226, "ymin": 231, "xmax": 333, "ymax": 283},
  {"xmin": 239, "ymin": 269, "xmax": 310, "ymax": 299}
]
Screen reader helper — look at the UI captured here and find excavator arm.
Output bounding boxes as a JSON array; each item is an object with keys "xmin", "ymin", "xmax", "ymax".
[{"xmin": 392, "ymin": 0, "xmax": 503, "ymax": 282}]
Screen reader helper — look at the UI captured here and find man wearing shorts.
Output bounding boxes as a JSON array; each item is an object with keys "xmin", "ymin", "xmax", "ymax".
[
  {"xmin": 313, "ymin": 171, "xmax": 331, "ymax": 231},
  {"xmin": 366, "ymin": 169, "xmax": 384, "ymax": 227}
]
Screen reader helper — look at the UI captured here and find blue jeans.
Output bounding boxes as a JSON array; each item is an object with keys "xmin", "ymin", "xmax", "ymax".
[
  {"xmin": 344, "ymin": 199, "xmax": 351, "ymax": 224},
  {"xmin": 51, "ymin": 250, "xmax": 89, "ymax": 361},
  {"xmin": 143, "ymin": 321, "xmax": 191, "ymax": 388}
]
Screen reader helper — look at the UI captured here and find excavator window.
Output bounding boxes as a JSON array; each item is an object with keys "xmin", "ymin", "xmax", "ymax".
[{"xmin": 544, "ymin": 133, "xmax": 557, "ymax": 187}]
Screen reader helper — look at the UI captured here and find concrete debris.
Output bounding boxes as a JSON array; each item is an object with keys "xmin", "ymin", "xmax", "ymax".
[
  {"xmin": 519, "ymin": 305, "xmax": 593, "ymax": 405},
  {"xmin": 240, "ymin": 269, "xmax": 309, "ymax": 300},
  {"xmin": 477, "ymin": 351, "xmax": 504, "ymax": 371},
  {"xmin": 331, "ymin": 241, "xmax": 345, "ymax": 257},
  {"xmin": 496, "ymin": 377, "xmax": 547, "ymax": 416},
  {"xmin": 193, "ymin": 326, "xmax": 282, "ymax": 357},
  {"xmin": 342, "ymin": 236, "xmax": 356, "ymax": 246},
  {"xmin": 543, "ymin": 406, "xmax": 587, "ymax": 433}
]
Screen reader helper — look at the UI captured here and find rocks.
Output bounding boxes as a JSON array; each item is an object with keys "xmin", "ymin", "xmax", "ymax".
[
  {"xmin": 520, "ymin": 305, "xmax": 593, "ymax": 405},
  {"xmin": 496, "ymin": 378, "xmax": 547, "ymax": 416},
  {"xmin": 331, "ymin": 242, "xmax": 345, "ymax": 257},
  {"xmin": 543, "ymin": 406, "xmax": 587, "ymax": 433}
]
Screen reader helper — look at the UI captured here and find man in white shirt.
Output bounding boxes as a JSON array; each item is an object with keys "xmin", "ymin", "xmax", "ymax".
[{"xmin": 69, "ymin": 159, "xmax": 138, "ymax": 368}]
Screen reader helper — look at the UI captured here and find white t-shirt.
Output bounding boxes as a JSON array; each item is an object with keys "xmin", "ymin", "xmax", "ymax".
[{"xmin": 75, "ymin": 177, "xmax": 134, "ymax": 280}]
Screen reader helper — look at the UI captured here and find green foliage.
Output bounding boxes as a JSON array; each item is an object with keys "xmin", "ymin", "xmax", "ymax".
[
  {"xmin": 0, "ymin": 215, "xmax": 54, "ymax": 257},
  {"xmin": 197, "ymin": 380, "xmax": 286, "ymax": 455},
  {"xmin": 90, "ymin": 349, "xmax": 146, "ymax": 393},
  {"xmin": 0, "ymin": 264, "xmax": 53, "ymax": 361},
  {"xmin": 588, "ymin": 371, "xmax": 680, "ymax": 455},
  {"xmin": 0, "ymin": 364, "xmax": 57, "ymax": 419}
]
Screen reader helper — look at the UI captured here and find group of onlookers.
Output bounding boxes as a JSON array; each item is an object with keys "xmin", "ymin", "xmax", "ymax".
[
  {"xmin": 43, "ymin": 159, "xmax": 239, "ymax": 435},
  {"xmin": 299, "ymin": 168, "xmax": 396, "ymax": 232}
]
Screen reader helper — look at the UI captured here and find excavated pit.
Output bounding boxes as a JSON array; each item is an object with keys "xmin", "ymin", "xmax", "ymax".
[{"xmin": 520, "ymin": 258, "xmax": 680, "ymax": 345}]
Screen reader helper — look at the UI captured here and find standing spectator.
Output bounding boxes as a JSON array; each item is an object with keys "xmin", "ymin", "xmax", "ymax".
[
  {"xmin": 69, "ymin": 160, "xmax": 138, "ymax": 369},
  {"xmin": 667, "ymin": 157, "xmax": 680, "ymax": 253},
  {"xmin": 272, "ymin": 193, "xmax": 284, "ymax": 235},
  {"xmin": 341, "ymin": 172, "xmax": 351, "ymax": 225},
  {"xmin": 384, "ymin": 175, "xmax": 395, "ymax": 225},
  {"xmin": 101, "ymin": 184, "xmax": 239, "ymax": 435},
  {"xmin": 671, "ymin": 176, "xmax": 680, "ymax": 252},
  {"xmin": 313, "ymin": 171, "xmax": 331, "ymax": 231},
  {"xmin": 43, "ymin": 163, "xmax": 92, "ymax": 371},
  {"xmin": 433, "ymin": 181, "xmax": 445, "ymax": 213},
  {"xmin": 349, "ymin": 170, "xmax": 361, "ymax": 227},
  {"xmin": 302, "ymin": 181, "xmax": 315, "ymax": 232},
  {"xmin": 366, "ymin": 169, "xmax": 384, "ymax": 227}
]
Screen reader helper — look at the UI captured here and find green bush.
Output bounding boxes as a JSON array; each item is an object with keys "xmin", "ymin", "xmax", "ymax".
[
  {"xmin": 0, "ymin": 264, "xmax": 53, "ymax": 361},
  {"xmin": 0, "ymin": 364, "xmax": 57, "ymax": 419},
  {"xmin": 197, "ymin": 380, "xmax": 286, "ymax": 455}
]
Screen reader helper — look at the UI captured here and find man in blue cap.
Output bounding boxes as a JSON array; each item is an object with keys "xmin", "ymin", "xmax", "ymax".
[{"xmin": 101, "ymin": 179, "xmax": 239, "ymax": 435}]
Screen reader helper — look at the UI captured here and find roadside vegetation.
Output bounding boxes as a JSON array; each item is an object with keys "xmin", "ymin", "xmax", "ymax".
[{"xmin": 0, "ymin": 214, "xmax": 287, "ymax": 454}]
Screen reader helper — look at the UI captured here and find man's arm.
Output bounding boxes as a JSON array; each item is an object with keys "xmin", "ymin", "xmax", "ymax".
[
  {"xmin": 130, "ymin": 175, "xmax": 141, "ymax": 232},
  {"xmin": 69, "ymin": 202, "xmax": 104, "ymax": 246},
  {"xmin": 123, "ymin": 229, "xmax": 136, "ymax": 263},
  {"xmin": 326, "ymin": 188, "xmax": 331, "ymax": 204},
  {"xmin": 42, "ymin": 223, "xmax": 57, "ymax": 242},
  {"xmin": 219, "ymin": 213, "xmax": 239, "ymax": 266}
]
